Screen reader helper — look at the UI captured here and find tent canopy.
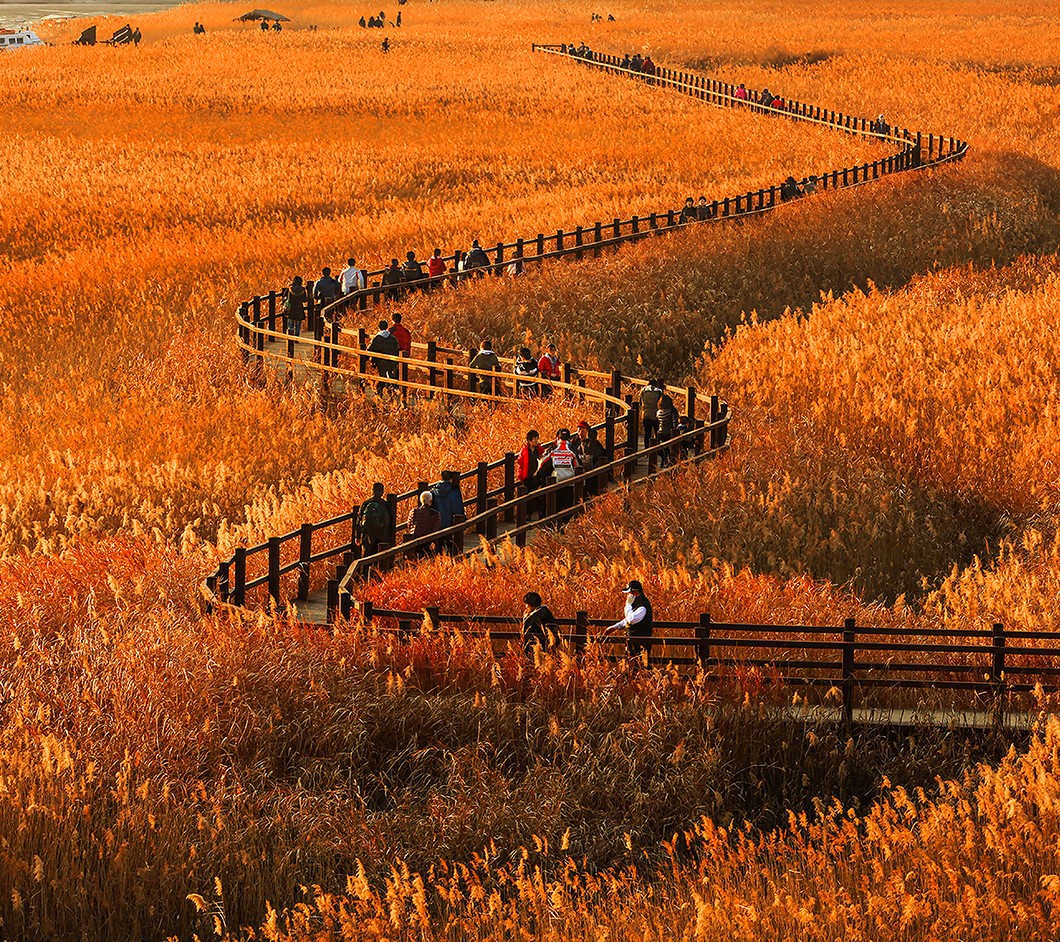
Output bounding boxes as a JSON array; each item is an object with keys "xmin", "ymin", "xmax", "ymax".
[{"xmin": 237, "ymin": 10, "xmax": 291, "ymax": 21}]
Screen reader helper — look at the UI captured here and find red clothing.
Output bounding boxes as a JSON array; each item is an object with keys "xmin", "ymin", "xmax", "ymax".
[
  {"xmin": 517, "ymin": 442, "xmax": 544, "ymax": 482},
  {"xmin": 390, "ymin": 322, "xmax": 412, "ymax": 355},
  {"xmin": 538, "ymin": 353, "xmax": 559, "ymax": 380},
  {"xmin": 427, "ymin": 256, "xmax": 447, "ymax": 278}
]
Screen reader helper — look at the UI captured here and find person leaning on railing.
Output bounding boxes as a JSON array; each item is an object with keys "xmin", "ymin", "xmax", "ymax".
[
  {"xmin": 601, "ymin": 579, "xmax": 653, "ymax": 661},
  {"xmin": 381, "ymin": 259, "xmax": 403, "ymax": 299},
  {"xmin": 514, "ymin": 347, "xmax": 540, "ymax": 397},
  {"xmin": 368, "ymin": 319, "xmax": 400, "ymax": 392},
  {"xmin": 469, "ymin": 340, "xmax": 501, "ymax": 395},
  {"xmin": 537, "ymin": 343, "xmax": 559, "ymax": 399}
]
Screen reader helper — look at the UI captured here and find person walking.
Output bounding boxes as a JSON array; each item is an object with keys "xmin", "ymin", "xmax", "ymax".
[
  {"xmin": 640, "ymin": 379, "xmax": 664, "ymax": 447},
  {"xmin": 537, "ymin": 343, "xmax": 560, "ymax": 398},
  {"xmin": 283, "ymin": 276, "xmax": 307, "ymax": 336},
  {"xmin": 340, "ymin": 257, "xmax": 366, "ymax": 296},
  {"xmin": 514, "ymin": 347, "xmax": 540, "ymax": 396},
  {"xmin": 405, "ymin": 490, "xmax": 441, "ymax": 555},
  {"xmin": 314, "ymin": 266, "xmax": 341, "ymax": 310},
  {"xmin": 368, "ymin": 319, "xmax": 400, "ymax": 392},
  {"xmin": 469, "ymin": 340, "xmax": 501, "ymax": 395},
  {"xmin": 656, "ymin": 393, "xmax": 680, "ymax": 466},
  {"xmin": 462, "ymin": 239, "xmax": 489, "ymax": 275},
  {"xmin": 400, "ymin": 250, "xmax": 425, "ymax": 291},
  {"xmin": 389, "ymin": 311, "xmax": 412, "ymax": 356},
  {"xmin": 356, "ymin": 483, "xmax": 393, "ymax": 557},
  {"xmin": 522, "ymin": 591, "xmax": 557, "ymax": 654},
  {"xmin": 381, "ymin": 258, "xmax": 403, "ymax": 299},
  {"xmin": 602, "ymin": 579, "xmax": 653, "ymax": 661},
  {"xmin": 573, "ymin": 419, "xmax": 607, "ymax": 492},
  {"xmin": 430, "ymin": 470, "xmax": 465, "ymax": 553}
]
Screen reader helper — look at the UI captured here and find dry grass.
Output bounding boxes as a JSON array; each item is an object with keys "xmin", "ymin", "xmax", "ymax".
[{"xmin": 3, "ymin": 0, "xmax": 1060, "ymax": 937}]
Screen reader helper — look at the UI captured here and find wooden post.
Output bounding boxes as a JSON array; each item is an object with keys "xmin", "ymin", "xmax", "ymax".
[
  {"xmin": 613, "ymin": 217, "xmax": 621, "ymax": 240},
  {"xmin": 476, "ymin": 462, "xmax": 489, "ymax": 534},
  {"xmin": 358, "ymin": 327, "xmax": 368, "ymax": 374},
  {"xmin": 503, "ymin": 452, "xmax": 516, "ymax": 522},
  {"xmin": 604, "ymin": 412, "xmax": 615, "ymax": 461},
  {"xmin": 340, "ymin": 588, "xmax": 352, "ymax": 620},
  {"xmin": 268, "ymin": 290, "xmax": 277, "ymax": 332},
  {"xmin": 842, "ymin": 618, "xmax": 856, "ymax": 730},
  {"xmin": 426, "ymin": 606, "xmax": 441, "ymax": 632},
  {"xmin": 696, "ymin": 613, "xmax": 712, "ymax": 669},
  {"xmin": 556, "ymin": 229, "xmax": 564, "ymax": 254},
  {"xmin": 218, "ymin": 561, "xmax": 230, "ymax": 603},
  {"xmin": 515, "ymin": 496, "xmax": 528, "ymax": 547},
  {"xmin": 991, "ymin": 622, "xmax": 1006, "ymax": 730},
  {"xmin": 385, "ymin": 493, "xmax": 398, "ymax": 551},
  {"xmin": 631, "ymin": 215, "xmax": 639, "ymax": 234},
  {"xmin": 685, "ymin": 385, "xmax": 696, "ymax": 421},
  {"xmin": 710, "ymin": 395, "xmax": 722, "ymax": 450},
  {"xmin": 306, "ymin": 282, "xmax": 317, "ymax": 335},
  {"xmin": 625, "ymin": 401, "xmax": 639, "ymax": 481},
  {"xmin": 268, "ymin": 537, "xmax": 281, "ymax": 608},
  {"xmin": 594, "ymin": 221, "xmax": 602, "ymax": 256},
  {"xmin": 297, "ymin": 523, "xmax": 312, "ymax": 600},
  {"xmin": 495, "ymin": 242, "xmax": 504, "ymax": 275},
  {"xmin": 427, "ymin": 341, "xmax": 438, "ymax": 394},
  {"xmin": 649, "ymin": 212, "xmax": 658, "ymax": 231},
  {"xmin": 575, "ymin": 610, "xmax": 588, "ymax": 654},
  {"xmin": 515, "ymin": 238, "xmax": 525, "ymax": 274},
  {"xmin": 233, "ymin": 548, "xmax": 247, "ymax": 606},
  {"xmin": 609, "ymin": 368, "xmax": 622, "ymax": 403},
  {"xmin": 536, "ymin": 232, "xmax": 545, "ymax": 258},
  {"xmin": 326, "ymin": 579, "xmax": 338, "ymax": 623},
  {"xmin": 575, "ymin": 225, "xmax": 584, "ymax": 260}
]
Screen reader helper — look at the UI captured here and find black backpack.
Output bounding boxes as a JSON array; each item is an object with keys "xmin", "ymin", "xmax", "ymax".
[{"xmin": 359, "ymin": 498, "xmax": 391, "ymax": 540}]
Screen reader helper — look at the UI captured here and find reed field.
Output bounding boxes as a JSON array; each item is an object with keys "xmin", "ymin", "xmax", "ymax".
[{"xmin": 3, "ymin": 0, "xmax": 1060, "ymax": 937}]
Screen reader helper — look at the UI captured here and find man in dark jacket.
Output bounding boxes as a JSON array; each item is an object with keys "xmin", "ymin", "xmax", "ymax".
[
  {"xmin": 400, "ymin": 251, "xmax": 425, "ymax": 291},
  {"xmin": 522, "ymin": 591, "xmax": 557, "ymax": 654},
  {"xmin": 573, "ymin": 420, "xmax": 607, "ymax": 493},
  {"xmin": 368, "ymin": 319, "xmax": 401, "ymax": 392},
  {"xmin": 462, "ymin": 239, "xmax": 489, "ymax": 276},
  {"xmin": 430, "ymin": 470, "xmax": 466, "ymax": 553},
  {"xmin": 469, "ymin": 340, "xmax": 501, "ymax": 395},
  {"xmin": 314, "ymin": 267, "xmax": 341, "ymax": 310},
  {"xmin": 283, "ymin": 276, "xmax": 307, "ymax": 336},
  {"xmin": 381, "ymin": 258, "xmax": 404, "ymax": 299},
  {"xmin": 357, "ymin": 482, "xmax": 393, "ymax": 556}
]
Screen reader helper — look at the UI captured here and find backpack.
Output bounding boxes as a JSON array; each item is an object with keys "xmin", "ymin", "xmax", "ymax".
[{"xmin": 359, "ymin": 498, "xmax": 391, "ymax": 540}]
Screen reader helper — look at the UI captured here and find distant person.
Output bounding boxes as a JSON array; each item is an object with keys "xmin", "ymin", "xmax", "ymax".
[
  {"xmin": 696, "ymin": 195, "xmax": 712, "ymax": 219},
  {"xmin": 389, "ymin": 311, "xmax": 411, "ymax": 356},
  {"xmin": 368, "ymin": 319, "xmax": 400, "ymax": 391},
  {"xmin": 314, "ymin": 266, "xmax": 341, "ymax": 309},
  {"xmin": 396, "ymin": 10, "xmax": 401, "ymax": 25},
  {"xmin": 620, "ymin": 53, "xmax": 631, "ymax": 69},
  {"xmin": 602, "ymin": 579, "xmax": 653, "ymax": 660},
  {"xmin": 469, "ymin": 340, "xmax": 501, "ymax": 395},
  {"xmin": 679, "ymin": 196, "xmax": 697, "ymax": 223},
  {"xmin": 427, "ymin": 247, "xmax": 447, "ymax": 281},
  {"xmin": 356, "ymin": 483, "xmax": 392, "ymax": 556},
  {"xmin": 272, "ymin": 20, "xmax": 282, "ymax": 31},
  {"xmin": 405, "ymin": 491, "xmax": 441, "ymax": 554},
  {"xmin": 381, "ymin": 258, "xmax": 403, "ymax": 299},
  {"xmin": 549, "ymin": 428, "xmax": 579, "ymax": 482},
  {"xmin": 193, "ymin": 21, "xmax": 205, "ymax": 34},
  {"xmin": 400, "ymin": 250, "xmax": 424, "ymax": 290},
  {"xmin": 630, "ymin": 52, "xmax": 642, "ymax": 71},
  {"xmin": 522, "ymin": 591, "xmax": 557, "ymax": 654},
  {"xmin": 607, "ymin": 13, "xmax": 615, "ymax": 20},
  {"xmin": 640, "ymin": 55, "xmax": 655, "ymax": 77},
  {"xmin": 430, "ymin": 470, "xmax": 465, "ymax": 552},
  {"xmin": 359, "ymin": 15, "xmax": 366, "ymax": 27},
  {"xmin": 655, "ymin": 393, "xmax": 679, "ymax": 466},
  {"xmin": 132, "ymin": 26, "xmax": 141, "ymax": 45},
  {"xmin": 873, "ymin": 113, "xmax": 890, "ymax": 135},
  {"xmin": 283, "ymin": 276, "xmax": 307, "ymax": 336},
  {"xmin": 537, "ymin": 343, "xmax": 559, "ymax": 398},
  {"xmin": 803, "ymin": 175, "xmax": 818, "ymax": 195},
  {"xmin": 514, "ymin": 347, "xmax": 540, "ymax": 396},
  {"xmin": 759, "ymin": 87, "xmax": 773, "ymax": 109},
  {"xmin": 462, "ymin": 238, "xmax": 489, "ymax": 275},
  {"xmin": 517, "ymin": 430, "xmax": 545, "ymax": 495},
  {"xmin": 780, "ymin": 175, "xmax": 802, "ymax": 202},
  {"xmin": 573, "ymin": 419, "xmax": 606, "ymax": 493},
  {"xmin": 260, "ymin": 19, "xmax": 269, "ymax": 31},
  {"xmin": 381, "ymin": 36, "xmax": 390, "ymax": 52},
  {"xmin": 340, "ymin": 257, "xmax": 366, "ymax": 295},
  {"xmin": 639, "ymin": 379, "xmax": 663, "ymax": 446},
  {"xmin": 734, "ymin": 82, "xmax": 748, "ymax": 102}
]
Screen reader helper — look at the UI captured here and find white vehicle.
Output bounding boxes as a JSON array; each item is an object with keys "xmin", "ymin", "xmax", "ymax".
[{"xmin": 0, "ymin": 29, "xmax": 46, "ymax": 50}]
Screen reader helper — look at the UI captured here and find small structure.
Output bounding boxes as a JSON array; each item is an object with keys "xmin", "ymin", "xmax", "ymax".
[
  {"xmin": 0, "ymin": 28, "xmax": 46, "ymax": 49},
  {"xmin": 236, "ymin": 9, "xmax": 291, "ymax": 22}
]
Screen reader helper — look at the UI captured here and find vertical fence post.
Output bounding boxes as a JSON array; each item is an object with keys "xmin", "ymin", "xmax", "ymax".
[
  {"xmin": 427, "ymin": 341, "xmax": 438, "ymax": 395},
  {"xmin": 842, "ymin": 618, "xmax": 856, "ymax": 730},
  {"xmin": 556, "ymin": 229, "xmax": 564, "ymax": 254},
  {"xmin": 536, "ymin": 233, "xmax": 545, "ymax": 258},
  {"xmin": 575, "ymin": 225, "xmax": 584, "ymax": 260},
  {"xmin": 594, "ymin": 221, "xmax": 602, "ymax": 257},
  {"xmin": 426, "ymin": 606, "xmax": 441, "ymax": 632},
  {"xmin": 991, "ymin": 622, "xmax": 1006, "ymax": 730},
  {"xmin": 685, "ymin": 385, "xmax": 696, "ymax": 421},
  {"xmin": 625, "ymin": 401, "xmax": 640, "ymax": 480},
  {"xmin": 268, "ymin": 290, "xmax": 277, "ymax": 332},
  {"xmin": 233, "ymin": 548, "xmax": 247, "ymax": 606},
  {"xmin": 268, "ymin": 537, "xmax": 281, "ymax": 609},
  {"xmin": 575, "ymin": 611, "xmax": 588, "ymax": 654},
  {"xmin": 326, "ymin": 580, "xmax": 338, "ymax": 623},
  {"xmin": 218, "ymin": 561, "xmax": 230, "ymax": 603},
  {"xmin": 297, "ymin": 523, "xmax": 313, "ymax": 600},
  {"xmin": 697, "ymin": 613, "xmax": 712, "ymax": 669},
  {"xmin": 476, "ymin": 462, "xmax": 489, "ymax": 534},
  {"xmin": 503, "ymin": 452, "xmax": 516, "ymax": 522},
  {"xmin": 386, "ymin": 493, "xmax": 398, "ymax": 552},
  {"xmin": 710, "ymin": 395, "xmax": 722, "ymax": 450}
]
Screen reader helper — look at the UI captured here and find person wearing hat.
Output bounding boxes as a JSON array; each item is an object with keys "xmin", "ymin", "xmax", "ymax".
[{"xmin": 602, "ymin": 579, "xmax": 653, "ymax": 661}]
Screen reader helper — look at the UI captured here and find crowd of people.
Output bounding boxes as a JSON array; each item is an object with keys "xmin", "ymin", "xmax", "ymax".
[{"xmin": 358, "ymin": 10, "xmax": 399, "ymax": 28}]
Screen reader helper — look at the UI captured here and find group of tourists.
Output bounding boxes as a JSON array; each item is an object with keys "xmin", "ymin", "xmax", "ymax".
[
  {"xmin": 354, "ymin": 473, "xmax": 466, "ymax": 559},
  {"xmin": 639, "ymin": 380, "xmax": 688, "ymax": 466},
  {"xmin": 516, "ymin": 423, "xmax": 609, "ymax": 509},
  {"xmin": 358, "ymin": 10, "xmax": 398, "ymax": 28},
  {"xmin": 617, "ymin": 52, "xmax": 657, "ymax": 75},
  {"xmin": 522, "ymin": 580, "xmax": 653, "ymax": 659}
]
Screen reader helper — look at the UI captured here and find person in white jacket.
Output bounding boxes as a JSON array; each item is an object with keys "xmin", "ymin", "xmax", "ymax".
[{"xmin": 602, "ymin": 579, "xmax": 653, "ymax": 661}]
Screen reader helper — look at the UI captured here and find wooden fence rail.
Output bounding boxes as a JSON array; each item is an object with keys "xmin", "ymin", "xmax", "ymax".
[{"xmin": 349, "ymin": 604, "xmax": 1055, "ymax": 728}]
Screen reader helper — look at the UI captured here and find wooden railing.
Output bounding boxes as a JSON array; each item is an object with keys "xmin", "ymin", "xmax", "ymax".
[
  {"xmin": 248, "ymin": 44, "xmax": 967, "ymax": 336},
  {"xmin": 350, "ymin": 604, "xmax": 1055, "ymax": 727},
  {"xmin": 206, "ymin": 328, "xmax": 732, "ymax": 616}
]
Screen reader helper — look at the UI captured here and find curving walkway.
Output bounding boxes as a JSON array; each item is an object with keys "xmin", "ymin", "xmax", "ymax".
[{"xmin": 208, "ymin": 45, "xmax": 968, "ymax": 634}]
